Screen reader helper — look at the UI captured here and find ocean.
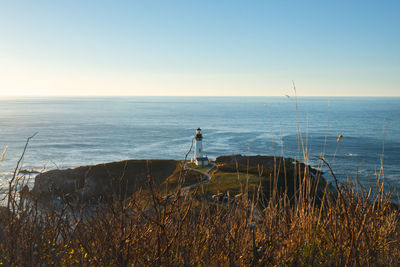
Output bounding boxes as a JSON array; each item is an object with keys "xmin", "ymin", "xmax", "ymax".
[{"xmin": 0, "ymin": 97, "xmax": 399, "ymax": 198}]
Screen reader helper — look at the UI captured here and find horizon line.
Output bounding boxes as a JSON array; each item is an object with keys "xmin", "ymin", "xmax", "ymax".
[{"xmin": 0, "ymin": 95, "xmax": 399, "ymax": 98}]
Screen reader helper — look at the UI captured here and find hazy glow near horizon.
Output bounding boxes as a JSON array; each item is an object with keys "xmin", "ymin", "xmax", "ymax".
[{"xmin": 1, "ymin": 1, "xmax": 399, "ymax": 97}]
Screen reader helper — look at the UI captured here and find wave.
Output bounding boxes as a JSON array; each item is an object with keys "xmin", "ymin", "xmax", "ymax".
[{"xmin": 345, "ymin": 153, "xmax": 359, "ymax": 157}]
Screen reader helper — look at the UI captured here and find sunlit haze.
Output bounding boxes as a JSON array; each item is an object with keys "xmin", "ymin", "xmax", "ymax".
[{"xmin": 1, "ymin": 1, "xmax": 399, "ymax": 97}]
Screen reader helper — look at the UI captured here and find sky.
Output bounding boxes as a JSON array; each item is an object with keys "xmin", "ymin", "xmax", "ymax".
[{"xmin": 0, "ymin": 0, "xmax": 399, "ymax": 97}]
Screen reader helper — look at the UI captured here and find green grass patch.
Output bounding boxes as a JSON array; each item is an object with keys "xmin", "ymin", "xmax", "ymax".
[
  {"xmin": 199, "ymin": 171, "xmax": 262, "ymax": 196},
  {"xmin": 186, "ymin": 163, "xmax": 210, "ymax": 172}
]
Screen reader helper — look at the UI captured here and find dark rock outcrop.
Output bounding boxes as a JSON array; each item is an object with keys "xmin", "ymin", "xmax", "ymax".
[
  {"xmin": 216, "ymin": 154, "xmax": 318, "ymax": 175},
  {"xmin": 30, "ymin": 160, "xmax": 179, "ymax": 203},
  {"xmin": 216, "ymin": 154, "xmax": 277, "ymax": 168}
]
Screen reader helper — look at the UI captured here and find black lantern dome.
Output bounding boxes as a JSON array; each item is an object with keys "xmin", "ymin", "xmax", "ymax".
[{"xmin": 195, "ymin": 128, "xmax": 203, "ymax": 140}]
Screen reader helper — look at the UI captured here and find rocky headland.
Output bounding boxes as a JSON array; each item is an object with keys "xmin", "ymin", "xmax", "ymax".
[{"xmin": 29, "ymin": 155, "xmax": 330, "ymax": 205}]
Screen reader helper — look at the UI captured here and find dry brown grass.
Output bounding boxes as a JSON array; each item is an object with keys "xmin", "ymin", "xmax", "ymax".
[{"xmin": 0, "ymin": 150, "xmax": 399, "ymax": 266}]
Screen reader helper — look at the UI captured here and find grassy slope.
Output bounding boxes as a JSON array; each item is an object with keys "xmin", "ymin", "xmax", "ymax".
[
  {"xmin": 186, "ymin": 155, "xmax": 328, "ymax": 206},
  {"xmin": 161, "ymin": 163, "xmax": 207, "ymax": 193}
]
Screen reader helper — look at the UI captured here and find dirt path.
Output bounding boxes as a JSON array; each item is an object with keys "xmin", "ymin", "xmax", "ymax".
[{"xmin": 181, "ymin": 163, "xmax": 216, "ymax": 191}]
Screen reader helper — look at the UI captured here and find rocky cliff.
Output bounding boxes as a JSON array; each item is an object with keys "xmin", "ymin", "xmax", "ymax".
[{"xmin": 30, "ymin": 160, "xmax": 179, "ymax": 203}]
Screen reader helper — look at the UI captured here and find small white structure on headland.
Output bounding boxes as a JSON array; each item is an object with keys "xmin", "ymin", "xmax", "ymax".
[{"xmin": 193, "ymin": 128, "xmax": 209, "ymax": 166}]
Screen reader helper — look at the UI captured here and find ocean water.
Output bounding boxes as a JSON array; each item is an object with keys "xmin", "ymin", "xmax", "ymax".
[{"xmin": 0, "ymin": 97, "xmax": 399, "ymax": 197}]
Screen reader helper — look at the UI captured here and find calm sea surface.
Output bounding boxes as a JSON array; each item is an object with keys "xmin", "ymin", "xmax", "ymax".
[{"xmin": 0, "ymin": 97, "xmax": 399, "ymax": 197}]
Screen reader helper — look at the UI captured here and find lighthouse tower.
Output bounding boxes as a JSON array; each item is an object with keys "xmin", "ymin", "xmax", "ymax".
[{"xmin": 194, "ymin": 128, "xmax": 209, "ymax": 166}]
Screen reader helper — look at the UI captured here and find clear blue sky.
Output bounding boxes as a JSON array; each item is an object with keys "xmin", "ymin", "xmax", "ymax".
[{"xmin": 1, "ymin": 0, "xmax": 399, "ymax": 96}]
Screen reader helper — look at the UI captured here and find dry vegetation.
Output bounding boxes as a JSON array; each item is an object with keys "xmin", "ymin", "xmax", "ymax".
[{"xmin": 0, "ymin": 145, "xmax": 399, "ymax": 266}]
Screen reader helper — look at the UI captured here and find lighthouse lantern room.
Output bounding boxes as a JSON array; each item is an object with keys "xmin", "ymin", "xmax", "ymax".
[{"xmin": 194, "ymin": 128, "xmax": 209, "ymax": 166}]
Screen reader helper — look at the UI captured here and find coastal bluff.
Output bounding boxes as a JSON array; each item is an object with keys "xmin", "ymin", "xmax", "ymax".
[
  {"xmin": 29, "ymin": 155, "xmax": 330, "ymax": 205},
  {"xmin": 30, "ymin": 160, "xmax": 180, "ymax": 203}
]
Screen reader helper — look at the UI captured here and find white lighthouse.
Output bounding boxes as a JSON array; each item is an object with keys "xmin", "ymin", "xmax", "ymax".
[{"xmin": 194, "ymin": 128, "xmax": 209, "ymax": 166}]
